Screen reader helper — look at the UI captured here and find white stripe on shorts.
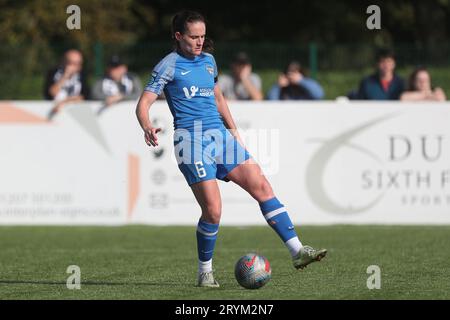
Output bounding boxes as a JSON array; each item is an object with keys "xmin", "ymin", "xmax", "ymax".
[
  {"xmin": 264, "ymin": 207, "xmax": 286, "ymax": 220},
  {"xmin": 197, "ymin": 226, "xmax": 218, "ymax": 237}
]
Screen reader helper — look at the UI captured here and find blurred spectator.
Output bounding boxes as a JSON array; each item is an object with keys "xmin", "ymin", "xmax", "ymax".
[
  {"xmin": 355, "ymin": 49, "xmax": 405, "ymax": 100},
  {"xmin": 218, "ymin": 52, "xmax": 263, "ymax": 100},
  {"xmin": 400, "ymin": 67, "xmax": 446, "ymax": 101},
  {"xmin": 92, "ymin": 55, "xmax": 142, "ymax": 111},
  {"xmin": 267, "ymin": 61, "xmax": 324, "ymax": 100},
  {"xmin": 44, "ymin": 49, "xmax": 89, "ymax": 118}
]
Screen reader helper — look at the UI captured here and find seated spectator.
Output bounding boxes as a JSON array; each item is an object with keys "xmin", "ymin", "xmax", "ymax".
[
  {"xmin": 267, "ymin": 61, "xmax": 324, "ymax": 100},
  {"xmin": 356, "ymin": 49, "xmax": 405, "ymax": 100},
  {"xmin": 218, "ymin": 52, "xmax": 263, "ymax": 100},
  {"xmin": 92, "ymin": 55, "xmax": 142, "ymax": 112},
  {"xmin": 44, "ymin": 49, "xmax": 90, "ymax": 119},
  {"xmin": 400, "ymin": 67, "xmax": 446, "ymax": 101}
]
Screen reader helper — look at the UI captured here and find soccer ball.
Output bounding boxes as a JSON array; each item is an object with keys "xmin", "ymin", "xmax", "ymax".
[{"xmin": 234, "ymin": 253, "xmax": 272, "ymax": 289}]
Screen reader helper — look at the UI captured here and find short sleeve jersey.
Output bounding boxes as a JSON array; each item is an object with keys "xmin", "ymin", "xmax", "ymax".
[{"xmin": 144, "ymin": 51, "xmax": 223, "ymax": 131}]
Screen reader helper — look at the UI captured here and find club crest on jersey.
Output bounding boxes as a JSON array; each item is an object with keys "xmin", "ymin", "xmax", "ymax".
[{"xmin": 206, "ymin": 65, "xmax": 214, "ymax": 75}]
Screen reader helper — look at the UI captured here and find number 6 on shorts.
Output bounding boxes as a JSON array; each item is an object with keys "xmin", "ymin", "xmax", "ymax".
[{"xmin": 194, "ymin": 161, "xmax": 207, "ymax": 178}]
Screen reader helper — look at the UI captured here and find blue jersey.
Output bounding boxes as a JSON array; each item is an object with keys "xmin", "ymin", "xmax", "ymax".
[{"xmin": 145, "ymin": 51, "xmax": 223, "ymax": 131}]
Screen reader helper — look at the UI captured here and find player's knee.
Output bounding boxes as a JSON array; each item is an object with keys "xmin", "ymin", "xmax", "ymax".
[
  {"xmin": 202, "ymin": 203, "xmax": 222, "ymax": 223},
  {"xmin": 261, "ymin": 181, "xmax": 275, "ymax": 200},
  {"xmin": 253, "ymin": 179, "xmax": 274, "ymax": 202}
]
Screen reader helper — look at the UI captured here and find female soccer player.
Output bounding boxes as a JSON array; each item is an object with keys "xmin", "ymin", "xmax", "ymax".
[{"xmin": 136, "ymin": 10, "xmax": 327, "ymax": 287}]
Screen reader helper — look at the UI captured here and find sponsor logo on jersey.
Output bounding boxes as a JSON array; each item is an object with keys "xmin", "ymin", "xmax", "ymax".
[
  {"xmin": 183, "ymin": 86, "xmax": 214, "ymax": 99},
  {"xmin": 198, "ymin": 88, "xmax": 214, "ymax": 97},
  {"xmin": 183, "ymin": 86, "xmax": 199, "ymax": 99}
]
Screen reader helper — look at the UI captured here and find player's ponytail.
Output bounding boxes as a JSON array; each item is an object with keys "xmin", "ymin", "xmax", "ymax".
[{"xmin": 202, "ymin": 37, "xmax": 214, "ymax": 53}]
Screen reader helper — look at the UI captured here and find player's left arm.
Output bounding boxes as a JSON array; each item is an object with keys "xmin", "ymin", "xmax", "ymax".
[{"xmin": 214, "ymin": 84, "xmax": 245, "ymax": 146}]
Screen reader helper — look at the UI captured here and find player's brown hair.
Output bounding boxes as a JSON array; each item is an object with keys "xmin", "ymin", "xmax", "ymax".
[{"xmin": 171, "ymin": 10, "xmax": 214, "ymax": 53}]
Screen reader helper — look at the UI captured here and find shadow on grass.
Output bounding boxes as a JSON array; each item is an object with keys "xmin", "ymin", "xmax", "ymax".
[{"xmin": 0, "ymin": 279, "xmax": 186, "ymax": 287}]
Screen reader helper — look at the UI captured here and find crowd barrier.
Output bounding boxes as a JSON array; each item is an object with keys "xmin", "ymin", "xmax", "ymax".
[{"xmin": 1, "ymin": 100, "xmax": 449, "ymax": 225}]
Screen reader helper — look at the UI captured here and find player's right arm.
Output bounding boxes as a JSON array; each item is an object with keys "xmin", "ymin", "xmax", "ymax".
[
  {"xmin": 135, "ymin": 91, "xmax": 161, "ymax": 147},
  {"xmin": 137, "ymin": 53, "xmax": 176, "ymax": 147}
]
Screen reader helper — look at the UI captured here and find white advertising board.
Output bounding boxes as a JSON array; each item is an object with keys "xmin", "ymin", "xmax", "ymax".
[{"xmin": 0, "ymin": 100, "xmax": 449, "ymax": 225}]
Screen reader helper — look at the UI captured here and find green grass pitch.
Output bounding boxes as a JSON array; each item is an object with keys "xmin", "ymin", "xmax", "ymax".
[{"xmin": 0, "ymin": 225, "xmax": 449, "ymax": 299}]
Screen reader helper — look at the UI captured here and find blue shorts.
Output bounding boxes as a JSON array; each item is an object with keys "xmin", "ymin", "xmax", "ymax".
[{"xmin": 173, "ymin": 127, "xmax": 251, "ymax": 186}]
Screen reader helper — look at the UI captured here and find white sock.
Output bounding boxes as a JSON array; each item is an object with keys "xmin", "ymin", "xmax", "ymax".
[
  {"xmin": 286, "ymin": 237, "xmax": 303, "ymax": 257},
  {"xmin": 198, "ymin": 259, "xmax": 212, "ymax": 274}
]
